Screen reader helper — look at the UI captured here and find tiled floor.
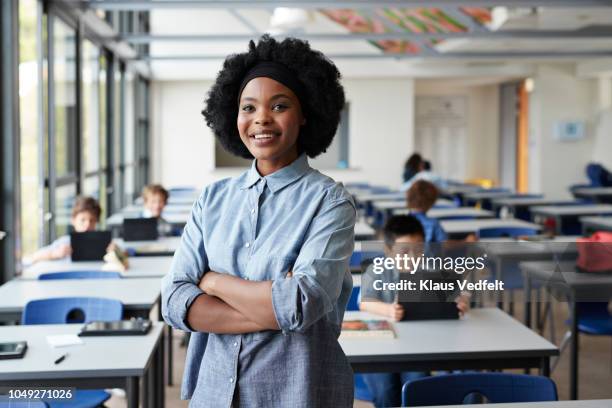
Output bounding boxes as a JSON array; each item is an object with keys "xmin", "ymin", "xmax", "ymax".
[{"xmin": 107, "ymin": 297, "xmax": 612, "ymax": 407}]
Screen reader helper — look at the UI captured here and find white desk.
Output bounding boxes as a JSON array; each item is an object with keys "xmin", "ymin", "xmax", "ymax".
[
  {"xmin": 22, "ymin": 256, "xmax": 173, "ymax": 279},
  {"xmin": 107, "ymin": 211, "xmax": 189, "ymax": 228},
  {"xmin": 530, "ymin": 204, "xmax": 612, "ymax": 234},
  {"xmin": 340, "ymin": 308, "xmax": 557, "ymax": 374},
  {"xmin": 393, "ymin": 207, "xmax": 494, "ymax": 220},
  {"xmin": 0, "ymin": 278, "xmax": 162, "ymax": 323},
  {"xmin": 440, "ymin": 219, "xmax": 542, "ymax": 238},
  {"xmin": 0, "ymin": 323, "xmax": 165, "ymax": 408},
  {"xmin": 114, "ymin": 237, "xmax": 181, "ymax": 256},
  {"xmin": 355, "ymin": 221, "xmax": 376, "ymax": 240},
  {"xmin": 579, "ymin": 215, "xmax": 612, "ymax": 234},
  {"xmin": 572, "ymin": 186, "xmax": 612, "ymax": 203}
]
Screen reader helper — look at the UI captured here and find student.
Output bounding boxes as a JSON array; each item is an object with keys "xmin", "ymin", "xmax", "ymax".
[
  {"xmin": 161, "ymin": 36, "xmax": 355, "ymax": 407},
  {"xmin": 360, "ymin": 215, "xmax": 469, "ymax": 407},
  {"xmin": 400, "ymin": 159, "xmax": 447, "ymax": 192},
  {"xmin": 402, "ymin": 153, "xmax": 423, "ymax": 183},
  {"xmin": 29, "ymin": 196, "xmax": 101, "ymax": 263},
  {"xmin": 141, "ymin": 184, "xmax": 169, "ymax": 218},
  {"xmin": 407, "ymin": 180, "xmax": 448, "ymax": 242}
]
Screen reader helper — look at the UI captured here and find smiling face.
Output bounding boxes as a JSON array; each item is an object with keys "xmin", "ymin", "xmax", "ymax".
[
  {"xmin": 144, "ymin": 193, "xmax": 166, "ymax": 218},
  {"xmin": 237, "ymin": 77, "xmax": 305, "ymax": 175}
]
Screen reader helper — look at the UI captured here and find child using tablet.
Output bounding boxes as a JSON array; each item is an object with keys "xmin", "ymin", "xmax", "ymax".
[
  {"xmin": 29, "ymin": 196, "xmax": 102, "ymax": 262},
  {"xmin": 359, "ymin": 215, "xmax": 469, "ymax": 407}
]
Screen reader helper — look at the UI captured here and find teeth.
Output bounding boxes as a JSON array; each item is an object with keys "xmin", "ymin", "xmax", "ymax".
[{"xmin": 253, "ymin": 133, "xmax": 274, "ymax": 139}]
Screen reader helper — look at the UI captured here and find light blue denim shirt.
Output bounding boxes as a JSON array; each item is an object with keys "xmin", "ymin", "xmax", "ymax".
[{"xmin": 161, "ymin": 154, "xmax": 356, "ymax": 407}]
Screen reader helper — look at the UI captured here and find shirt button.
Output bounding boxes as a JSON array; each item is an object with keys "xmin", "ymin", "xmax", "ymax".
[
  {"xmin": 229, "ymin": 377, "xmax": 234, "ymax": 383},
  {"xmin": 245, "ymin": 242, "xmax": 250, "ymax": 248},
  {"xmin": 250, "ymin": 208, "xmax": 255, "ymax": 214},
  {"xmin": 233, "ymin": 341, "xmax": 238, "ymax": 347}
]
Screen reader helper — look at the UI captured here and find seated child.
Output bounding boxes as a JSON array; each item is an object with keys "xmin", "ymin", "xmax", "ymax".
[
  {"xmin": 141, "ymin": 184, "xmax": 169, "ymax": 218},
  {"xmin": 30, "ymin": 196, "xmax": 102, "ymax": 263},
  {"xmin": 359, "ymin": 215, "xmax": 469, "ymax": 407},
  {"xmin": 407, "ymin": 180, "xmax": 447, "ymax": 242}
]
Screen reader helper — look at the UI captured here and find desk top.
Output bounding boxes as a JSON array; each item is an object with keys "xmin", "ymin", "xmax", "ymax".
[
  {"xmin": 440, "ymin": 219, "xmax": 542, "ymax": 235},
  {"xmin": 426, "ymin": 400, "xmax": 612, "ymax": 408},
  {"xmin": 355, "ymin": 221, "xmax": 376, "ymax": 238},
  {"xmin": 464, "ymin": 191, "xmax": 517, "ymax": 201},
  {"xmin": 440, "ymin": 185, "xmax": 481, "ymax": 196},
  {"xmin": 352, "ymin": 192, "xmax": 403, "ymax": 203},
  {"xmin": 22, "ymin": 256, "xmax": 173, "ymax": 279},
  {"xmin": 520, "ymin": 261, "xmax": 612, "ymax": 292},
  {"xmin": 340, "ymin": 308, "xmax": 557, "ymax": 362},
  {"xmin": 0, "ymin": 278, "xmax": 162, "ymax": 316},
  {"xmin": 394, "ymin": 207, "xmax": 494, "ymax": 219},
  {"xmin": 492, "ymin": 197, "xmax": 579, "ymax": 207},
  {"xmin": 580, "ymin": 216, "xmax": 612, "ymax": 229},
  {"xmin": 530, "ymin": 204, "xmax": 612, "ymax": 216},
  {"xmin": 479, "ymin": 239, "xmax": 578, "ymax": 259},
  {"xmin": 373, "ymin": 198, "xmax": 455, "ymax": 211},
  {"xmin": 0, "ymin": 323, "xmax": 163, "ymax": 381},
  {"xmin": 572, "ymin": 187, "xmax": 612, "ymax": 196},
  {"xmin": 114, "ymin": 237, "xmax": 181, "ymax": 256}
]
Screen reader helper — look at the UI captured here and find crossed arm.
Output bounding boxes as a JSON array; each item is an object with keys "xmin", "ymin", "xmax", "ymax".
[{"xmin": 186, "ymin": 272, "xmax": 280, "ymax": 333}]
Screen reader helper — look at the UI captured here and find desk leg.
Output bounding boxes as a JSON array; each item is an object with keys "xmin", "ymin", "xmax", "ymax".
[
  {"xmin": 524, "ymin": 273, "xmax": 532, "ymax": 328},
  {"xmin": 143, "ymin": 367, "xmax": 150, "ymax": 408},
  {"xmin": 126, "ymin": 377, "xmax": 140, "ymax": 408},
  {"xmin": 158, "ymin": 330, "xmax": 166, "ymax": 408},
  {"xmin": 167, "ymin": 326, "xmax": 173, "ymax": 386},
  {"xmin": 496, "ymin": 259, "xmax": 503, "ymax": 309},
  {"xmin": 569, "ymin": 297, "xmax": 579, "ymax": 400},
  {"xmin": 540, "ymin": 357, "xmax": 550, "ymax": 377}
]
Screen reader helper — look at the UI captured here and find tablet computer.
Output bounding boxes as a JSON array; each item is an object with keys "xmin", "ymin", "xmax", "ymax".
[
  {"xmin": 71, "ymin": 231, "xmax": 112, "ymax": 261},
  {"xmin": 0, "ymin": 341, "xmax": 27, "ymax": 360},
  {"xmin": 79, "ymin": 319, "xmax": 152, "ymax": 336},
  {"xmin": 122, "ymin": 218, "xmax": 159, "ymax": 242},
  {"xmin": 398, "ymin": 271, "xmax": 461, "ymax": 321}
]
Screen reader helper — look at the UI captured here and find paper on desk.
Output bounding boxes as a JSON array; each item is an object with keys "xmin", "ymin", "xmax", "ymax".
[{"xmin": 46, "ymin": 334, "xmax": 83, "ymax": 348}]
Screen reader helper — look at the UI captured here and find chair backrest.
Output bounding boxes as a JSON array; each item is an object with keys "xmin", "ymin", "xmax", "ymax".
[
  {"xmin": 0, "ymin": 402, "xmax": 48, "ymax": 408},
  {"xmin": 477, "ymin": 227, "xmax": 539, "ymax": 239},
  {"xmin": 350, "ymin": 250, "xmax": 383, "ymax": 270},
  {"xmin": 402, "ymin": 373, "xmax": 557, "ymax": 407},
  {"xmin": 22, "ymin": 297, "xmax": 123, "ymax": 325},
  {"xmin": 38, "ymin": 271, "xmax": 122, "ymax": 280},
  {"xmin": 346, "ymin": 286, "xmax": 360, "ymax": 312}
]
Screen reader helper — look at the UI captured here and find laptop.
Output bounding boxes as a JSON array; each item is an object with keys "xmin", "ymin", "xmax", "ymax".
[
  {"xmin": 122, "ymin": 218, "xmax": 159, "ymax": 242},
  {"xmin": 398, "ymin": 271, "xmax": 461, "ymax": 321},
  {"xmin": 70, "ymin": 231, "xmax": 112, "ymax": 261}
]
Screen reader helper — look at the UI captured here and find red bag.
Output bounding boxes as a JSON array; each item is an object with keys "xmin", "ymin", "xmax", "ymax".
[{"xmin": 576, "ymin": 231, "xmax": 612, "ymax": 273}]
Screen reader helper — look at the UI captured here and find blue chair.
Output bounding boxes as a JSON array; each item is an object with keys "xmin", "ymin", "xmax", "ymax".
[
  {"xmin": 21, "ymin": 297, "xmax": 122, "ymax": 408},
  {"xmin": 38, "ymin": 271, "xmax": 122, "ymax": 280},
  {"xmin": 401, "ymin": 373, "xmax": 557, "ymax": 406},
  {"xmin": 345, "ymin": 286, "xmax": 374, "ymax": 402},
  {"xmin": 477, "ymin": 227, "xmax": 539, "ymax": 239},
  {"xmin": 350, "ymin": 250, "xmax": 383, "ymax": 271}
]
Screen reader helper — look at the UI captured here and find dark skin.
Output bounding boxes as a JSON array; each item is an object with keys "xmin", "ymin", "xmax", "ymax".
[{"xmin": 187, "ymin": 77, "xmax": 305, "ymax": 333}]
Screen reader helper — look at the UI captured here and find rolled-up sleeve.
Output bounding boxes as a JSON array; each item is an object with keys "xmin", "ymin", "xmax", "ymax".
[
  {"xmin": 161, "ymin": 190, "xmax": 209, "ymax": 332},
  {"xmin": 271, "ymin": 195, "xmax": 356, "ymax": 333}
]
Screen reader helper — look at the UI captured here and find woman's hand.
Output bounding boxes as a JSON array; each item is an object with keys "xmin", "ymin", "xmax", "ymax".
[{"xmin": 199, "ymin": 271, "xmax": 221, "ymax": 295}]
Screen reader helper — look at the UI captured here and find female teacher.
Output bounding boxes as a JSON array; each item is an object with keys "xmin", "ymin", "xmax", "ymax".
[{"xmin": 161, "ymin": 36, "xmax": 356, "ymax": 407}]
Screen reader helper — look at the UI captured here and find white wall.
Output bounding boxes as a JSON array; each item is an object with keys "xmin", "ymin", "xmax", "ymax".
[
  {"xmin": 528, "ymin": 64, "xmax": 598, "ymax": 198},
  {"xmin": 414, "ymin": 80, "xmax": 500, "ymax": 184},
  {"xmin": 151, "ymin": 78, "xmax": 414, "ymax": 190}
]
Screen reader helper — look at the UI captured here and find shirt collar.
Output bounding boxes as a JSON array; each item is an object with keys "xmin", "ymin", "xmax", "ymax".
[{"xmin": 240, "ymin": 154, "xmax": 310, "ymax": 193}]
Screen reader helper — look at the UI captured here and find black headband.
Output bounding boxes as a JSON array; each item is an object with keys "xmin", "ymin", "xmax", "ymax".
[{"xmin": 237, "ymin": 61, "xmax": 306, "ymax": 105}]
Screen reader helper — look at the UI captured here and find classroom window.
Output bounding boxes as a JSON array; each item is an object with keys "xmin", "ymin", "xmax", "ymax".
[
  {"xmin": 82, "ymin": 39, "xmax": 101, "ymax": 175},
  {"xmin": 51, "ymin": 18, "xmax": 78, "ymax": 179},
  {"xmin": 54, "ymin": 183, "xmax": 77, "ymax": 238},
  {"xmin": 19, "ymin": 0, "xmax": 42, "ymax": 257},
  {"xmin": 123, "ymin": 69, "xmax": 136, "ymax": 203}
]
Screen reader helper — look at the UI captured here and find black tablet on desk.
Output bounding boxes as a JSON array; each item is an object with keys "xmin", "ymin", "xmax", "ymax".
[
  {"xmin": 0, "ymin": 341, "xmax": 27, "ymax": 360},
  {"xmin": 398, "ymin": 271, "xmax": 461, "ymax": 321},
  {"xmin": 122, "ymin": 218, "xmax": 159, "ymax": 242},
  {"xmin": 79, "ymin": 319, "xmax": 152, "ymax": 336},
  {"xmin": 71, "ymin": 231, "xmax": 112, "ymax": 261}
]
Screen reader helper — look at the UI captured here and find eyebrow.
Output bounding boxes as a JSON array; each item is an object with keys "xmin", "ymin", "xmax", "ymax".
[{"xmin": 240, "ymin": 94, "xmax": 293, "ymax": 103}]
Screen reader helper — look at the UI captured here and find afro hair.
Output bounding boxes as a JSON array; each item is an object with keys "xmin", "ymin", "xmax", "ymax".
[{"xmin": 202, "ymin": 35, "xmax": 346, "ymax": 159}]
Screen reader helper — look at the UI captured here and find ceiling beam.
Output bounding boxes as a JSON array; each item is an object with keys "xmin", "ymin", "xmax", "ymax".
[
  {"xmin": 137, "ymin": 51, "xmax": 612, "ymax": 61},
  {"xmin": 79, "ymin": 0, "xmax": 612, "ymax": 11},
  {"xmin": 120, "ymin": 28, "xmax": 612, "ymax": 43}
]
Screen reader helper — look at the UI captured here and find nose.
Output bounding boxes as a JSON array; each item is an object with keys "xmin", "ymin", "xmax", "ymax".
[{"xmin": 254, "ymin": 110, "xmax": 272, "ymax": 125}]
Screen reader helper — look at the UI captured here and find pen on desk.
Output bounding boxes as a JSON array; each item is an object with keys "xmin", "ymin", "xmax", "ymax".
[{"xmin": 54, "ymin": 353, "xmax": 68, "ymax": 365}]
